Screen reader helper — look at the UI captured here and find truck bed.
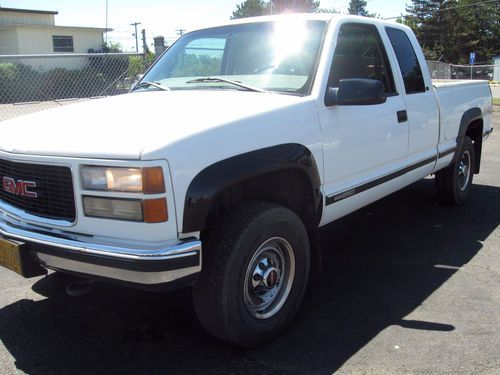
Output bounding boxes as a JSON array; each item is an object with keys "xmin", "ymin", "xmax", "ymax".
[{"xmin": 433, "ymin": 79, "xmax": 492, "ymax": 143}]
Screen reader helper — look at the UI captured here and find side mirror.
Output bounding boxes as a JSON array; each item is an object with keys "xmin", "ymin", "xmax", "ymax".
[{"xmin": 325, "ymin": 78, "xmax": 387, "ymax": 106}]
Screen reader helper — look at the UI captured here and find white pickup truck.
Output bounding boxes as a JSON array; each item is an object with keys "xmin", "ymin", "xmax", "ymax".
[{"xmin": 0, "ymin": 14, "xmax": 493, "ymax": 346}]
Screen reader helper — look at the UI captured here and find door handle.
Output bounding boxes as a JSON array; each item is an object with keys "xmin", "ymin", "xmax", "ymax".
[{"xmin": 397, "ymin": 110, "xmax": 408, "ymax": 123}]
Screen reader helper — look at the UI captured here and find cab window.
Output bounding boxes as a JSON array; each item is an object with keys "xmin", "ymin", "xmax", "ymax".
[{"xmin": 329, "ymin": 23, "xmax": 396, "ymax": 94}]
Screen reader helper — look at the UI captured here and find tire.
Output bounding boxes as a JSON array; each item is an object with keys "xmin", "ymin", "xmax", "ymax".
[
  {"xmin": 436, "ymin": 136, "xmax": 475, "ymax": 205},
  {"xmin": 192, "ymin": 201, "xmax": 310, "ymax": 347}
]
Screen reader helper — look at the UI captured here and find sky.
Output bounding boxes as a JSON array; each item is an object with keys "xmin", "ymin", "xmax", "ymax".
[{"xmin": 0, "ymin": 0, "xmax": 409, "ymax": 52}]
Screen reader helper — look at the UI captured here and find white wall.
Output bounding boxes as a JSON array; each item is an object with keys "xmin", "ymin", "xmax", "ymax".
[
  {"xmin": 0, "ymin": 11, "xmax": 54, "ymax": 26},
  {"xmin": 16, "ymin": 26, "xmax": 104, "ymax": 54},
  {"xmin": 0, "ymin": 28, "xmax": 18, "ymax": 54},
  {"xmin": 13, "ymin": 26, "xmax": 105, "ymax": 71}
]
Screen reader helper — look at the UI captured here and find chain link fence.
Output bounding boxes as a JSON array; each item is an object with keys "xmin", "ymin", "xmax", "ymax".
[
  {"xmin": 0, "ymin": 53, "xmax": 151, "ymax": 121},
  {"xmin": 427, "ymin": 60, "xmax": 494, "ymax": 80},
  {"xmin": 0, "ymin": 54, "xmax": 496, "ymax": 121}
]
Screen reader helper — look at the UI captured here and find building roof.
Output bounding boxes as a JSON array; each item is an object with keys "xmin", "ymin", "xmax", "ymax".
[
  {"xmin": 0, "ymin": 7, "xmax": 58, "ymax": 15},
  {"xmin": 0, "ymin": 24, "xmax": 112, "ymax": 32}
]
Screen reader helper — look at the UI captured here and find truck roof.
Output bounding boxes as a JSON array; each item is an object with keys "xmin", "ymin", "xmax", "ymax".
[{"xmin": 191, "ymin": 13, "xmax": 408, "ymax": 32}]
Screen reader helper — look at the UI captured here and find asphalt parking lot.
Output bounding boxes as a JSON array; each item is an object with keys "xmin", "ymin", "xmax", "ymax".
[{"xmin": 0, "ymin": 110, "xmax": 499, "ymax": 374}]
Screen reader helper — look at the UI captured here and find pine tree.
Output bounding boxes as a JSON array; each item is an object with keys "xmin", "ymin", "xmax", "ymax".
[
  {"xmin": 269, "ymin": 0, "xmax": 320, "ymax": 14},
  {"xmin": 316, "ymin": 7, "xmax": 340, "ymax": 13},
  {"xmin": 348, "ymin": 0, "xmax": 368, "ymax": 16},
  {"xmin": 405, "ymin": 0, "xmax": 499, "ymax": 63},
  {"xmin": 405, "ymin": 0, "xmax": 457, "ymax": 61},
  {"xmin": 231, "ymin": 0, "xmax": 267, "ymax": 19},
  {"xmin": 232, "ymin": 0, "xmax": 321, "ymax": 18},
  {"xmin": 451, "ymin": 0, "xmax": 500, "ymax": 64}
]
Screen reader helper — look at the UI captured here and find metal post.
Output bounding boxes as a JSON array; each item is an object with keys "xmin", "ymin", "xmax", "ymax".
[
  {"xmin": 105, "ymin": 0, "xmax": 108, "ymax": 46},
  {"xmin": 141, "ymin": 29, "xmax": 148, "ymax": 54},
  {"xmin": 153, "ymin": 36, "xmax": 166, "ymax": 58},
  {"xmin": 470, "ymin": 65, "xmax": 473, "ymax": 79},
  {"xmin": 131, "ymin": 22, "xmax": 141, "ymax": 53}
]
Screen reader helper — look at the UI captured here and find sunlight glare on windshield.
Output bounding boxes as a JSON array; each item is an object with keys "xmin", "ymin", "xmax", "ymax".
[{"xmin": 271, "ymin": 18, "xmax": 308, "ymax": 65}]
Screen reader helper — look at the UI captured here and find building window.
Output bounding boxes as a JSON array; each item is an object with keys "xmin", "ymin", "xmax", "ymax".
[{"xmin": 52, "ymin": 36, "xmax": 74, "ymax": 52}]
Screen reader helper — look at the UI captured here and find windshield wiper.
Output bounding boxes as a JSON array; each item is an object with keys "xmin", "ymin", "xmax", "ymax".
[
  {"xmin": 132, "ymin": 81, "xmax": 170, "ymax": 92},
  {"xmin": 185, "ymin": 77, "xmax": 268, "ymax": 93}
]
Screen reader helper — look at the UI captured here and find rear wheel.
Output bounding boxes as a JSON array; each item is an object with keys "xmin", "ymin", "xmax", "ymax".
[
  {"xmin": 436, "ymin": 136, "xmax": 475, "ymax": 205},
  {"xmin": 192, "ymin": 202, "xmax": 310, "ymax": 347}
]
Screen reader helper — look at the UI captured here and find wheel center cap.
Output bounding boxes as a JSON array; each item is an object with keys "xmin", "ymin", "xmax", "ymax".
[{"xmin": 263, "ymin": 268, "xmax": 279, "ymax": 288}]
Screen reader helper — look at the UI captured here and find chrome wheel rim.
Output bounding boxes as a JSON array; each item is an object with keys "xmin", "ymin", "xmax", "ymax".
[
  {"xmin": 458, "ymin": 150, "xmax": 471, "ymax": 191},
  {"xmin": 243, "ymin": 237, "xmax": 295, "ymax": 319}
]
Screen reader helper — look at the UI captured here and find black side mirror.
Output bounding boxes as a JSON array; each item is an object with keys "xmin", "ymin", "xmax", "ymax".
[{"xmin": 325, "ymin": 78, "xmax": 387, "ymax": 106}]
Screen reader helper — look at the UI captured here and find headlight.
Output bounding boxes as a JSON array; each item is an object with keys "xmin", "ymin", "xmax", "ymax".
[{"xmin": 81, "ymin": 166, "xmax": 165, "ymax": 194}]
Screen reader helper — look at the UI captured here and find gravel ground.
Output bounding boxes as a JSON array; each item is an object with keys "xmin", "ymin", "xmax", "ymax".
[{"xmin": 0, "ymin": 110, "xmax": 498, "ymax": 375}]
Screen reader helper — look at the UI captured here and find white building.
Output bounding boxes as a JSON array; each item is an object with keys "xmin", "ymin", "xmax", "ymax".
[{"xmin": 0, "ymin": 7, "xmax": 110, "ymax": 71}]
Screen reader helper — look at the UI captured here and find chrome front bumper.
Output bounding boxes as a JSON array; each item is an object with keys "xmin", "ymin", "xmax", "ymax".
[{"xmin": 0, "ymin": 218, "xmax": 201, "ymax": 288}]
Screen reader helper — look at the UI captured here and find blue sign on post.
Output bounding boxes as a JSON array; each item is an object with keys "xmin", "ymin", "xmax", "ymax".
[{"xmin": 470, "ymin": 52, "xmax": 476, "ymax": 65}]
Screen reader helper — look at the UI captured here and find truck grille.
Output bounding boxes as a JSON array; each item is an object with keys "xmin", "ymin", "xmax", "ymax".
[{"xmin": 0, "ymin": 159, "xmax": 76, "ymax": 221}]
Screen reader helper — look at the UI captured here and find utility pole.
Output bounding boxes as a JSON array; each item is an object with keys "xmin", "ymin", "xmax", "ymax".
[
  {"xmin": 141, "ymin": 29, "xmax": 148, "ymax": 54},
  {"xmin": 176, "ymin": 29, "xmax": 186, "ymax": 37},
  {"xmin": 131, "ymin": 22, "xmax": 141, "ymax": 53}
]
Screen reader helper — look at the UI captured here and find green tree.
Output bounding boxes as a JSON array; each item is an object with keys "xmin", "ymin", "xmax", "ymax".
[
  {"xmin": 405, "ymin": 0, "xmax": 499, "ymax": 63},
  {"xmin": 316, "ymin": 7, "xmax": 339, "ymax": 13},
  {"xmin": 232, "ymin": 0, "xmax": 320, "ymax": 18},
  {"xmin": 103, "ymin": 42, "xmax": 123, "ymax": 53},
  {"xmin": 269, "ymin": 0, "xmax": 320, "ymax": 13},
  {"xmin": 348, "ymin": 0, "xmax": 368, "ymax": 16},
  {"xmin": 405, "ymin": 0, "xmax": 452, "ymax": 61},
  {"xmin": 231, "ymin": 0, "xmax": 267, "ymax": 19},
  {"xmin": 451, "ymin": 0, "xmax": 500, "ymax": 64}
]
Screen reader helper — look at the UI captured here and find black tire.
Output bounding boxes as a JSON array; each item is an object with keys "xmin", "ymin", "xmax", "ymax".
[
  {"xmin": 192, "ymin": 201, "xmax": 310, "ymax": 347},
  {"xmin": 435, "ymin": 136, "xmax": 475, "ymax": 205}
]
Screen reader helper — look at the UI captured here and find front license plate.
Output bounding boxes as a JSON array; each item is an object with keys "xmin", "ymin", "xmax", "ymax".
[{"xmin": 0, "ymin": 237, "xmax": 23, "ymax": 275}]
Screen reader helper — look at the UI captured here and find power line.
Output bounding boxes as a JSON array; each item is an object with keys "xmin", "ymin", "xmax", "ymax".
[
  {"xmin": 383, "ymin": 0, "xmax": 500, "ymax": 20},
  {"xmin": 176, "ymin": 29, "xmax": 187, "ymax": 36}
]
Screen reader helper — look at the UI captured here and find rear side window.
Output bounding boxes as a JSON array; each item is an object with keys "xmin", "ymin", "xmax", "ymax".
[
  {"xmin": 329, "ymin": 23, "xmax": 396, "ymax": 94},
  {"xmin": 385, "ymin": 27, "xmax": 426, "ymax": 94}
]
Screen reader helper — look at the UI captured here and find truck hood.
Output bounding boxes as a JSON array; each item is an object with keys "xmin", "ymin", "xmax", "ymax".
[{"xmin": 0, "ymin": 91, "xmax": 304, "ymax": 160}]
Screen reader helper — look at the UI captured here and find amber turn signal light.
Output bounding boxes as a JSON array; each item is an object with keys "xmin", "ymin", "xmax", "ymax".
[
  {"xmin": 142, "ymin": 167, "xmax": 166, "ymax": 194},
  {"xmin": 143, "ymin": 198, "xmax": 168, "ymax": 223}
]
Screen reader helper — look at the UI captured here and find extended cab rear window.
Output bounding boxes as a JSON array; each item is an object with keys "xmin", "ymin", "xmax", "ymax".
[{"xmin": 385, "ymin": 27, "xmax": 426, "ymax": 94}]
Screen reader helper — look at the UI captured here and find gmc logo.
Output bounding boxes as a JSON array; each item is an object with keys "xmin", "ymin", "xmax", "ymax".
[{"xmin": 2, "ymin": 177, "xmax": 38, "ymax": 198}]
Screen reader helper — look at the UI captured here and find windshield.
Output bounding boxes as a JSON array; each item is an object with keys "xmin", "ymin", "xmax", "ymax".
[{"xmin": 139, "ymin": 19, "xmax": 327, "ymax": 95}]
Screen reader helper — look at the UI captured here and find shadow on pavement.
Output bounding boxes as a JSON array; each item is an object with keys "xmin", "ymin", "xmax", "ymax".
[{"xmin": 0, "ymin": 179, "xmax": 498, "ymax": 374}]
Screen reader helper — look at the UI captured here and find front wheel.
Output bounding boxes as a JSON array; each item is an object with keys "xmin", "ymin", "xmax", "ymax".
[
  {"xmin": 192, "ymin": 202, "xmax": 310, "ymax": 347},
  {"xmin": 435, "ymin": 136, "xmax": 475, "ymax": 205}
]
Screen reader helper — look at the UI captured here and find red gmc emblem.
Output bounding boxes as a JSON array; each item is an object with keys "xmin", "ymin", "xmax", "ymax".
[{"xmin": 2, "ymin": 177, "xmax": 38, "ymax": 198}]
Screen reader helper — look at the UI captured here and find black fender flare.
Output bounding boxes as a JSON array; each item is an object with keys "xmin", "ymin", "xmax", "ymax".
[
  {"xmin": 455, "ymin": 107, "xmax": 483, "ymax": 172},
  {"xmin": 182, "ymin": 143, "xmax": 322, "ymax": 233}
]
